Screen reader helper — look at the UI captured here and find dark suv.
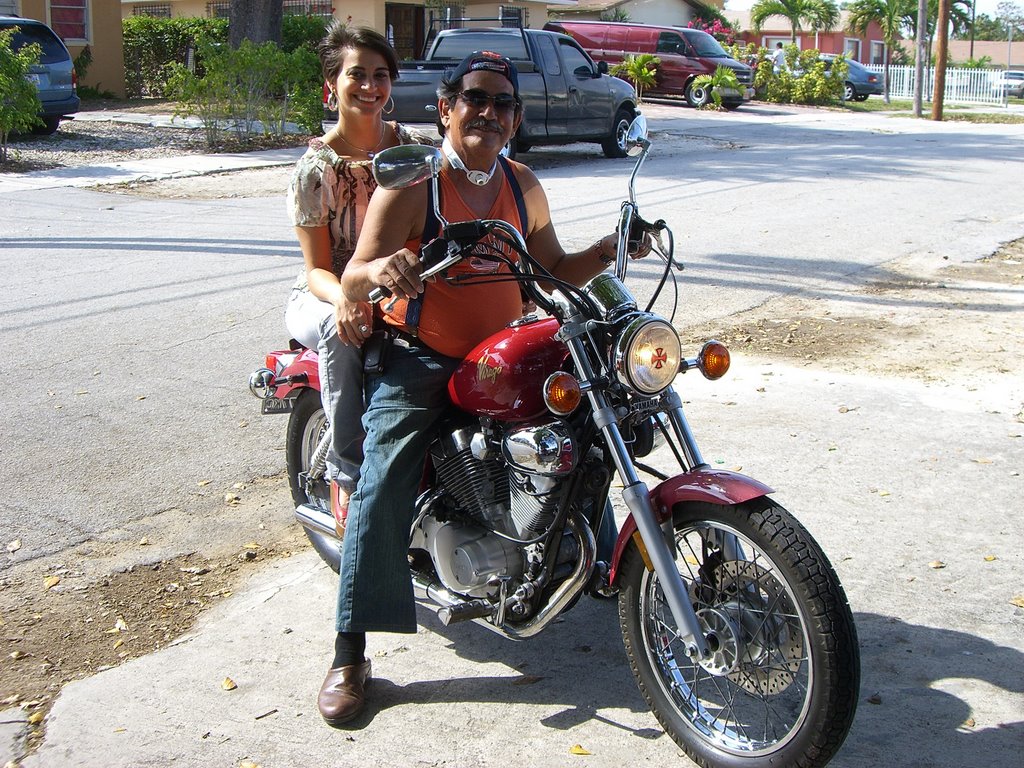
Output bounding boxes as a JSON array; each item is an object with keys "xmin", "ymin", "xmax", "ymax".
[{"xmin": 0, "ymin": 16, "xmax": 79, "ymax": 134}]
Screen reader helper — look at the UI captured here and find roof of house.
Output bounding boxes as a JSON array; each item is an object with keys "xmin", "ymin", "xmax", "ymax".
[{"xmin": 724, "ymin": 9, "xmax": 859, "ymax": 34}]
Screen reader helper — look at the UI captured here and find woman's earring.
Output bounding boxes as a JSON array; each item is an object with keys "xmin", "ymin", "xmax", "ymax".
[
  {"xmin": 383, "ymin": 96, "xmax": 395, "ymax": 115},
  {"xmin": 327, "ymin": 90, "xmax": 338, "ymax": 111}
]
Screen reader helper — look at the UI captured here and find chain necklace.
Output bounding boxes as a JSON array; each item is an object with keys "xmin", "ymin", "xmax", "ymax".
[{"xmin": 332, "ymin": 121, "xmax": 387, "ymax": 158}]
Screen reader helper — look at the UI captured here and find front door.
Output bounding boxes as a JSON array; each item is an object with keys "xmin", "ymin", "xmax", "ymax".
[{"xmin": 385, "ymin": 3, "xmax": 425, "ymax": 60}]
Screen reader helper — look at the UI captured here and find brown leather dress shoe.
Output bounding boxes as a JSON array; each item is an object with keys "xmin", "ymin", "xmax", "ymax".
[{"xmin": 317, "ymin": 659, "xmax": 371, "ymax": 726}]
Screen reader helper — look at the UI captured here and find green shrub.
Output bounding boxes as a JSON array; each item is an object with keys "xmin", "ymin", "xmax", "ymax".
[
  {"xmin": 168, "ymin": 39, "xmax": 321, "ymax": 146},
  {"xmin": 729, "ymin": 42, "xmax": 843, "ymax": 105},
  {"xmin": 610, "ymin": 53, "xmax": 660, "ymax": 102},
  {"xmin": 0, "ymin": 28, "xmax": 42, "ymax": 162},
  {"xmin": 122, "ymin": 16, "xmax": 228, "ymax": 97},
  {"xmin": 281, "ymin": 14, "xmax": 330, "ymax": 54}
]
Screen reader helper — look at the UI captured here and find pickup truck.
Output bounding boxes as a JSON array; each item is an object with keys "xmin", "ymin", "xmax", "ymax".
[{"xmin": 389, "ymin": 27, "xmax": 639, "ymax": 159}]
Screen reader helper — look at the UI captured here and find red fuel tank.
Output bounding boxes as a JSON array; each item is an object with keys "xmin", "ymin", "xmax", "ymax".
[{"xmin": 448, "ymin": 317, "xmax": 568, "ymax": 422}]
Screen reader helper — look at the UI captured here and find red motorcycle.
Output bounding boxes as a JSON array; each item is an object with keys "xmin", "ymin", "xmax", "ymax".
[{"xmin": 250, "ymin": 117, "xmax": 859, "ymax": 768}]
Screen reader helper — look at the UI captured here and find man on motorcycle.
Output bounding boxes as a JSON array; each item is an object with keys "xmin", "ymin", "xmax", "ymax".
[{"xmin": 316, "ymin": 50, "xmax": 646, "ymax": 727}]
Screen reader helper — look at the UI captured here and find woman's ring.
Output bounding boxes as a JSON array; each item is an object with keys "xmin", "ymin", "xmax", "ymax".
[{"xmin": 359, "ymin": 324, "xmax": 369, "ymax": 334}]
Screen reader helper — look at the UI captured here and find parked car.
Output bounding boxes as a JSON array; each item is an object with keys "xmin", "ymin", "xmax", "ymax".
[
  {"xmin": 992, "ymin": 70, "xmax": 1024, "ymax": 98},
  {"xmin": 0, "ymin": 15, "xmax": 79, "ymax": 134},
  {"xmin": 820, "ymin": 55, "xmax": 882, "ymax": 101},
  {"xmin": 543, "ymin": 20, "xmax": 754, "ymax": 109}
]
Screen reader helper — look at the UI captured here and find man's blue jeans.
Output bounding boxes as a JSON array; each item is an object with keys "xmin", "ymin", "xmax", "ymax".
[{"xmin": 335, "ymin": 340, "xmax": 460, "ymax": 633}]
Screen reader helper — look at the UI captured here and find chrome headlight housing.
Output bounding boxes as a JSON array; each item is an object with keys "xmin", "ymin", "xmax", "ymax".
[{"xmin": 613, "ymin": 316, "xmax": 682, "ymax": 395}]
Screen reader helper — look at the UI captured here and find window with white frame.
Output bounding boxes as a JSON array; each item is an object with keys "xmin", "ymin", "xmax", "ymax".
[
  {"xmin": 843, "ymin": 38, "xmax": 861, "ymax": 61},
  {"xmin": 764, "ymin": 36, "xmax": 799, "ymax": 50},
  {"xmin": 869, "ymin": 41, "xmax": 885, "ymax": 65},
  {"xmin": 50, "ymin": 0, "xmax": 88, "ymax": 42},
  {"xmin": 133, "ymin": 4, "xmax": 172, "ymax": 17}
]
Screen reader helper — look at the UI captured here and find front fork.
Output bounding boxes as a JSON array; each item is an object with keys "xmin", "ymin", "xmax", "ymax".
[{"xmin": 566, "ymin": 338, "xmax": 711, "ymax": 661}]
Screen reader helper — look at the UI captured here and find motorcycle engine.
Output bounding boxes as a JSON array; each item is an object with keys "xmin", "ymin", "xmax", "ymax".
[{"xmin": 417, "ymin": 421, "xmax": 577, "ymax": 598}]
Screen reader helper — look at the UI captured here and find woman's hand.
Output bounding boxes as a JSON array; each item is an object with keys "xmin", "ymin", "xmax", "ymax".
[
  {"xmin": 367, "ymin": 248, "xmax": 424, "ymax": 301},
  {"xmin": 333, "ymin": 295, "xmax": 372, "ymax": 347}
]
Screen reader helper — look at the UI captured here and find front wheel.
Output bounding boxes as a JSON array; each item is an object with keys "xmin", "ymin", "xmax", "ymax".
[
  {"xmin": 843, "ymin": 82, "xmax": 856, "ymax": 102},
  {"xmin": 618, "ymin": 498, "xmax": 859, "ymax": 768},
  {"xmin": 601, "ymin": 107, "xmax": 634, "ymax": 158},
  {"xmin": 685, "ymin": 82, "xmax": 712, "ymax": 109},
  {"xmin": 286, "ymin": 389, "xmax": 341, "ymax": 572}
]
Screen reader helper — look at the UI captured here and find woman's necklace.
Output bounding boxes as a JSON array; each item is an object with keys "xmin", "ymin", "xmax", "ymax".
[{"xmin": 332, "ymin": 121, "xmax": 387, "ymax": 159}]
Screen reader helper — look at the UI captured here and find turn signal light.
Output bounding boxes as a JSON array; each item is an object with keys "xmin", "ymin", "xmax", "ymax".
[
  {"xmin": 699, "ymin": 341, "xmax": 730, "ymax": 380},
  {"xmin": 544, "ymin": 371, "xmax": 582, "ymax": 415}
]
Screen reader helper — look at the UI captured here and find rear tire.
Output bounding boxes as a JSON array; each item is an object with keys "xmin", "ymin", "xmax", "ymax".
[
  {"xmin": 617, "ymin": 498, "xmax": 859, "ymax": 768},
  {"xmin": 601, "ymin": 107, "xmax": 633, "ymax": 158},
  {"xmin": 32, "ymin": 117, "xmax": 61, "ymax": 135},
  {"xmin": 286, "ymin": 389, "xmax": 341, "ymax": 572}
]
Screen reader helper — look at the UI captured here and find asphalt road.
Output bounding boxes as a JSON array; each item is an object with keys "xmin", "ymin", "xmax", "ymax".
[{"xmin": 1, "ymin": 102, "xmax": 1023, "ymax": 767}]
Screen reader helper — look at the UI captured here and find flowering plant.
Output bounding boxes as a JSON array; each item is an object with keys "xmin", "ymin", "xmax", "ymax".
[{"xmin": 686, "ymin": 18, "xmax": 737, "ymax": 45}]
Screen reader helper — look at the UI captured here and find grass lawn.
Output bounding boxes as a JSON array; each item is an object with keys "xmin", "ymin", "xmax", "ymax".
[{"xmin": 835, "ymin": 95, "xmax": 1024, "ymax": 123}]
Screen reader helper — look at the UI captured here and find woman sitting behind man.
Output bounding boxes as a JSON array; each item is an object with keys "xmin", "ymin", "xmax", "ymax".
[{"xmin": 284, "ymin": 22, "xmax": 431, "ymax": 536}]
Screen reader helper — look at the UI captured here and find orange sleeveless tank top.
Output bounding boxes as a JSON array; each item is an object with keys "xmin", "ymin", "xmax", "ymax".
[{"xmin": 381, "ymin": 161, "xmax": 527, "ymax": 358}]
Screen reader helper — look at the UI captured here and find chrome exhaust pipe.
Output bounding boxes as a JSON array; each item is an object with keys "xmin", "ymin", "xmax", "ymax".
[
  {"xmin": 295, "ymin": 503, "xmax": 338, "ymax": 540},
  {"xmin": 412, "ymin": 514, "xmax": 596, "ymax": 639}
]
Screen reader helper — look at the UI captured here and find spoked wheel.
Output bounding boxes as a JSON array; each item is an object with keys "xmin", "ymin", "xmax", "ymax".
[
  {"xmin": 285, "ymin": 389, "xmax": 341, "ymax": 572},
  {"xmin": 618, "ymin": 499, "xmax": 859, "ymax": 768}
]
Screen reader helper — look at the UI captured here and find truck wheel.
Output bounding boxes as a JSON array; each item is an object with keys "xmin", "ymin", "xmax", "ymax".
[{"xmin": 602, "ymin": 108, "xmax": 633, "ymax": 159}]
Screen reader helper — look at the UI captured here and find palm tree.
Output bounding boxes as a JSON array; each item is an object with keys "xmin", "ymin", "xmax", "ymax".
[
  {"xmin": 846, "ymin": 0, "xmax": 916, "ymax": 104},
  {"xmin": 750, "ymin": 0, "xmax": 841, "ymax": 43},
  {"xmin": 610, "ymin": 54, "xmax": 660, "ymax": 103}
]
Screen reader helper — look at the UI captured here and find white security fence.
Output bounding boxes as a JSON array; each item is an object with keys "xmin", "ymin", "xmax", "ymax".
[{"xmin": 863, "ymin": 64, "xmax": 1011, "ymax": 106}]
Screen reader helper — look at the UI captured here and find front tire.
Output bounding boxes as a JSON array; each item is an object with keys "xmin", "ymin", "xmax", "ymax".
[
  {"xmin": 286, "ymin": 389, "xmax": 341, "ymax": 572},
  {"xmin": 843, "ymin": 82, "xmax": 856, "ymax": 102},
  {"xmin": 685, "ymin": 82, "xmax": 712, "ymax": 109},
  {"xmin": 618, "ymin": 498, "xmax": 859, "ymax": 768},
  {"xmin": 601, "ymin": 107, "xmax": 633, "ymax": 158}
]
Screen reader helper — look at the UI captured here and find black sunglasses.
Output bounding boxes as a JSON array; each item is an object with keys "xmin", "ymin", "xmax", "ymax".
[{"xmin": 457, "ymin": 89, "xmax": 520, "ymax": 114}]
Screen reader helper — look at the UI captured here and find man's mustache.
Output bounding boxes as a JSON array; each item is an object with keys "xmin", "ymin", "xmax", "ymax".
[{"xmin": 466, "ymin": 119, "xmax": 502, "ymax": 132}]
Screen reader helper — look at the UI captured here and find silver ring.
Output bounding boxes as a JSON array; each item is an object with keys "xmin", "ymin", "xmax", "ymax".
[{"xmin": 358, "ymin": 324, "xmax": 369, "ymax": 334}]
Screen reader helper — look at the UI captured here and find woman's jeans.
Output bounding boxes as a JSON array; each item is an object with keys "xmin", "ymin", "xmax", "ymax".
[
  {"xmin": 336, "ymin": 339, "xmax": 460, "ymax": 633},
  {"xmin": 285, "ymin": 286, "xmax": 363, "ymax": 489}
]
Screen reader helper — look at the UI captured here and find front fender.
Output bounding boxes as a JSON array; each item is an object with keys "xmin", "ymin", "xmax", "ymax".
[{"xmin": 608, "ymin": 469, "xmax": 773, "ymax": 583}]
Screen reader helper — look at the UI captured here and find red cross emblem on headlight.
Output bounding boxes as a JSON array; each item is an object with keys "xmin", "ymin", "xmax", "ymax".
[{"xmin": 652, "ymin": 348, "xmax": 668, "ymax": 369}]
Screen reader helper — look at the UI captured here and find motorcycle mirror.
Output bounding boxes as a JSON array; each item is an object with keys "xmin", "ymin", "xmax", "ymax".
[
  {"xmin": 625, "ymin": 115, "xmax": 650, "ymax": 157},
  {"xmin": 372, "ymin": 145, "xmax": 443, "ymax": 190}
]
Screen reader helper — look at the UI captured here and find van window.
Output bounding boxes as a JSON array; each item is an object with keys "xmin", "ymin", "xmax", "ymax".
[
  {"xmin": 680, "ymin": 29, "xmax": 730, "ymax": 58},
  {"xmin": 3, "ymin": 22, "xmax": 69, "ymax": 64},
  {"xmin": 656, "ymin": 32, "xmax": 686, "ymax": 55}
]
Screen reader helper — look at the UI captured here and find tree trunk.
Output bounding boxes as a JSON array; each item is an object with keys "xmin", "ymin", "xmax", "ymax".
[{"xmin": 229, "ymin": 0, "xmax": 283, "ymax": 48}]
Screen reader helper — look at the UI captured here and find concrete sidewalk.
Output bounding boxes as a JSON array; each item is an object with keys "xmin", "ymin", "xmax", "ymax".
[
  {"xmin": 0, "ymin": 110, "xmax": 306, "ymax": 193},
  {"xmin": 3, "ymin": 352, "xmax": 1022, "ymax": 768}
]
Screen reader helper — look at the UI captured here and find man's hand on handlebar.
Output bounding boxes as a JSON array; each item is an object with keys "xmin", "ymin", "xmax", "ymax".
[{"xmin": 368, "ymin": 248, "xmax": 424, "ymax": 302}]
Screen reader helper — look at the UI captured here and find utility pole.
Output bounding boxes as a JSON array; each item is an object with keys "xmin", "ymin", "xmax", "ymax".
[
  {"xmin": 969, "ymin": 0, "xmax": 976, "ymax": 60},
  {"xmin": 932, "ymin": 0, "xmax": 951, "ymax": 120},
  {"xmin": 914, "ymin": 0, "xmax": 927, "ymax": 116}
]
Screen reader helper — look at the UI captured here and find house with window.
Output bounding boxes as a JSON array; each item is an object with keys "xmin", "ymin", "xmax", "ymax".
[
  {"xmin": 726, "ymin": 9, "xmax": 885, "ymax": 65},
  {"xmin": 4, "ymin": 0, "xmax": 126, "ymax": 96},
  {"xmin": 546, "ymin": 0, "xmax": 721, "ymax": 26},
  {"xmin": 123, "ymin": 0, "xmax": 571, "ymax": 60}
]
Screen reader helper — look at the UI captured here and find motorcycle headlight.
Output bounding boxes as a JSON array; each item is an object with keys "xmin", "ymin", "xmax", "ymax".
[{"xmin": 614, "ymin": 317, "xmax": 682, "ymax": 395}]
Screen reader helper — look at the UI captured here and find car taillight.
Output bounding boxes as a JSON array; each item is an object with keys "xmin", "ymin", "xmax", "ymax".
[
  {"xmin": 868, "ymin": 75, "xmax": 878, "ymax": 83},
  {"xmin": 72, "ymin": 67, "xmax": 77, "ymax": 91},
  {"xmin": 322, "ymin": 80, "xmax": 329, "ymax": 104}
]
